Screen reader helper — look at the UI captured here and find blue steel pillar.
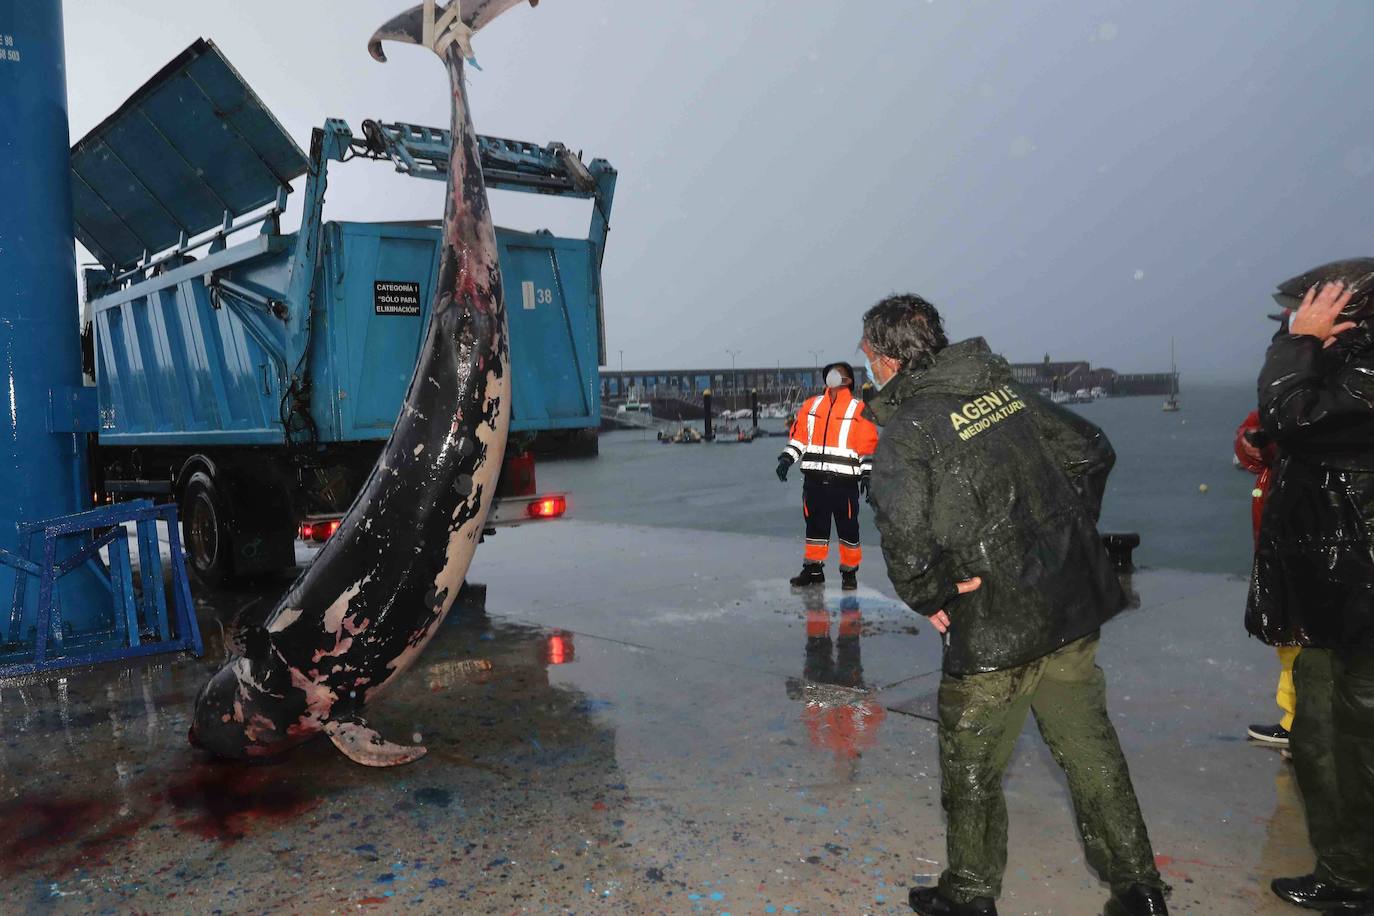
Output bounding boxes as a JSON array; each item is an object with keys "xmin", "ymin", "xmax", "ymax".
[{"xmin": 0, "ymin": 0, "xmax": 112, "ymax": 635}]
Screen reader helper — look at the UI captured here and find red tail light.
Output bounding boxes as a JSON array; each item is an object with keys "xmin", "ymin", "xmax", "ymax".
[
  {"xmin": 527, "ymin": 495, "xmax": 567, "ymax": 519},
  {"xmin": 299, "ymin": 519, "xmax": 342, "ymax": 542},
  {"xmin": 544, "ymin": 633, "xmax": 574, "ymax": 665}
]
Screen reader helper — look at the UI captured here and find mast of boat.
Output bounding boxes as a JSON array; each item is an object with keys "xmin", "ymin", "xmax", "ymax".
[
  {"xmin": 1164, "ymin": 338, "xmax": 1180, "ymax": 411},
  {"xmin": 1171, "ymin": 338, "xmax": 1178, "ymax": 401}
]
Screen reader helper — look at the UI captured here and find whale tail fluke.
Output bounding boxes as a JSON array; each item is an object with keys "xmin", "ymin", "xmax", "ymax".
[
  {"xmin": 368, "ymin": 4, "xmax": 427, "ymax": 62},
  {"xmin": 369, "ymin": 0, "xmax": 540, "ymax": 63},
  {"xmin": 325, "ymin": 716, "xmax": 428, "ymax": 767}
]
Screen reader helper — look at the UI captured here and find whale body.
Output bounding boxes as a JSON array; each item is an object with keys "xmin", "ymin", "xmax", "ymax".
[{"xmin": 190, "ymin": 0, "xmax": 536, "ymax": 766}]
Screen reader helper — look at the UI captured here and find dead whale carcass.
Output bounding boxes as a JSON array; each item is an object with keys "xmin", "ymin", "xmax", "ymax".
[{"xmin": 189, "ymin": 0, "xmax": 537, "ymax": 767}]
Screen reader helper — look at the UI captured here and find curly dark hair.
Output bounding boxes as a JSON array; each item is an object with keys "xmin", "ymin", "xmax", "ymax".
[{"xmin": 861, "ymin": 294, "xmax": 949, "ymax": 371}]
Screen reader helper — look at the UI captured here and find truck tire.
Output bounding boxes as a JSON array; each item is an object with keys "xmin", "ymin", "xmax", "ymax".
[{"xmin": 182, "ymin": 470, "xmax": 235, "ymax": 586}]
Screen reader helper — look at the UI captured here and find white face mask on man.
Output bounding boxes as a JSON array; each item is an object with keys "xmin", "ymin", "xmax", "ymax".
[
  {"xmin": 825, "ymin": 368, "xmax": 845, "ymax": 389},
  {"xmin": 863, "ymin": 356, "xmax": 884, "ymax": 390}
]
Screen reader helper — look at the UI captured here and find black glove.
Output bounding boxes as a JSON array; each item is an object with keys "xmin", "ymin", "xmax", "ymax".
[
  {"xmin": 859, "ymin": 475, "xmax": 870, "ymax": 499},
  {"xmin": 776, "ymin": 456, "xmax": 793, "ymax": 482}
]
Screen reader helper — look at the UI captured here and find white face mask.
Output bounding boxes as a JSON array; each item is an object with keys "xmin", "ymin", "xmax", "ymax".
[
  {"xmin": 864, "ymin": 356, "xmax": 884, "ymax": 390},
  {"xmin": 825, "ymin": 368, "xmax": 845, "ymax": 389}
]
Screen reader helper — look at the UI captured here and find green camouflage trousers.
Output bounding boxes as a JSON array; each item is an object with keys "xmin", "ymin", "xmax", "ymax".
[
  {"xmin": 936, "ymin": 632, "xmax": 1162, "ymax": 902},
  {"xmin": 1290, "ymin": 647, "xmax": 1374, "ymax": 892}
]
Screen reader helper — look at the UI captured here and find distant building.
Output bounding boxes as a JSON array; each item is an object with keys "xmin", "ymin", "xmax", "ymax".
[
  {"xmin": 1009, "ymin": 354, "xmax": 1175, "ymax": 396},
  {"xmin": 1011, "ymin": 355, "xmax": 1103, "ymax": 391}
]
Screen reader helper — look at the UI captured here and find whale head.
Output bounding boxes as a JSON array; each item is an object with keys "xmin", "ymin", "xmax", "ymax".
[
  {"xmin": 190, "ymin": 629, "xmax": 426, "ymax": 768},
  {"xmin": 189, "ymin": 626, "xmax": 313, "ymax": 760}
]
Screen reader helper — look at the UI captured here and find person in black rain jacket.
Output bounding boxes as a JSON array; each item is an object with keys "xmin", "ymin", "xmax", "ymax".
[
  {"xmin": 1247, "ymin": 264, "xmax": 1374, "ymax": 912},
  {"xmin": 864, "ymin": 321, "xmax": 1125, "ymax": 676},
  {"xmin": 861, "ymin": 293, "xmax": 1165, "ymax": 916}
]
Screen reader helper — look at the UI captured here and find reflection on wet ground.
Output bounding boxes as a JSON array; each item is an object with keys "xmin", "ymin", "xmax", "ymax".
[
  {"xmin": 786, "ymin": 595, "xmax": 888, "ymax": 781},
  {"xmin": 0, "ymin": 522, "xmax": 1313, "ymax": 913}
]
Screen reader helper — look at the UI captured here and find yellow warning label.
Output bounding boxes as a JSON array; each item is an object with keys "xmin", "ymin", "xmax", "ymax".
[{"xmin": 950, "ymin": 386, "xmax": 1026, "ymax": 442}]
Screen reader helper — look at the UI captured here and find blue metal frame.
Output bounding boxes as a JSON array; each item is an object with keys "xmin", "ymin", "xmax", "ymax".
[{"xmin": 0, "ymin": 499, "xmax": 203, "ymax": 677}]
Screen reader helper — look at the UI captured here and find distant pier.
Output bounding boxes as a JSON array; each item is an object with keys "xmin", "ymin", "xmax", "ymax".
[
  {"xmin": 600, "ymin": 357, "xmax": 1178, "ymax": 415},
  {"xmin": 600, "ymin": 365, "xmax": 864, "ymax": 415}
]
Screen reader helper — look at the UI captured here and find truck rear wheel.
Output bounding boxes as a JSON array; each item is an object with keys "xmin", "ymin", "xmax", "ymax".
[{"xmin": 182, "ymin": 471, "xmax": 234, "ymax": 586}]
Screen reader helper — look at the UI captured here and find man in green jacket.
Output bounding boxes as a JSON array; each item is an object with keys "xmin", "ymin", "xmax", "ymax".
[{"xmin": 860, "ymin": 294, "xmax": 1166, "ymax": 916}]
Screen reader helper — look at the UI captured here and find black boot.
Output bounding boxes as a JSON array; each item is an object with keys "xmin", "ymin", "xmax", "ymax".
[
  {"xmin": 1105, "ymin": 884, "xmax": 1168, "ymax": 915},
  {"xmin": 1271, "ymin": 874, "xmax": 1373, "ymax": 910},
  {"xmin": 790, "ymin": 563, "xmax": 824, "ymax": 589},
  {"xmin": 909, "ymin": 886, "xmax": 997, "ymax": 916},
  {"xmin": 841, "ymin": 570, "xmax": 858, "ymax": 591}
]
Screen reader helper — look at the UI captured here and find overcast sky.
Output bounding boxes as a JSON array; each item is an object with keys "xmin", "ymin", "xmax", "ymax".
[{"xmin": 63, "ymin": 0, "xmax": 1373, "ymax": 381}]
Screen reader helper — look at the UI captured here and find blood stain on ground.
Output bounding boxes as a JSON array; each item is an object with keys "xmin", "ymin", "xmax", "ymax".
[
  {"xmin": 164, "ymin": 763, "xmax": 321, "ymax": 842},
  {"xmin": 0, "ymin": 798, "xmax": 108, "ymax": 871},
  {"xmin": 0, "ymin": 796, "xmax": 156, "ymax": 875}
]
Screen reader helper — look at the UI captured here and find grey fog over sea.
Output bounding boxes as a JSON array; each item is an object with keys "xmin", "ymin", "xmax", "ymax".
[{"xmin": 540, "ymin": 383, "xmax": 1260, "ymax": 580}]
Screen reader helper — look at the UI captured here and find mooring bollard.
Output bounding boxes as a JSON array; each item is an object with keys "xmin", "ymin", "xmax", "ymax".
[{"xmin": 1102, "ymin": 532, "xmax": 1141, "ymax": 572}]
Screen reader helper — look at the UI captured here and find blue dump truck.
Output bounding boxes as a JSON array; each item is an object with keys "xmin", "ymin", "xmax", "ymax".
[{"xmin": 73, "ymin": 40, "xmax": 614, "ymax": 583}]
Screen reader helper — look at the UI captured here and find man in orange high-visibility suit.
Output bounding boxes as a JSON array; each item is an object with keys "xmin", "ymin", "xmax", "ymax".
[{"xmin": 777, "ymin": 362, "xmax": 880, "ymax": 591}]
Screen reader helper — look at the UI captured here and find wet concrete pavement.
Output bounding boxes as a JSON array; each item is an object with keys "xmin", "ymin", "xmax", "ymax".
[{"xmin": 0, "ymin": 521, "xmax": 1311, "ymax": 914}]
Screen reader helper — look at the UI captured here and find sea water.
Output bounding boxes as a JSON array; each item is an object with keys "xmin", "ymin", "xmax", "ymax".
[{"xmin": 539, "ymin": 383, "xmax": 1259, "ymax": 579}]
